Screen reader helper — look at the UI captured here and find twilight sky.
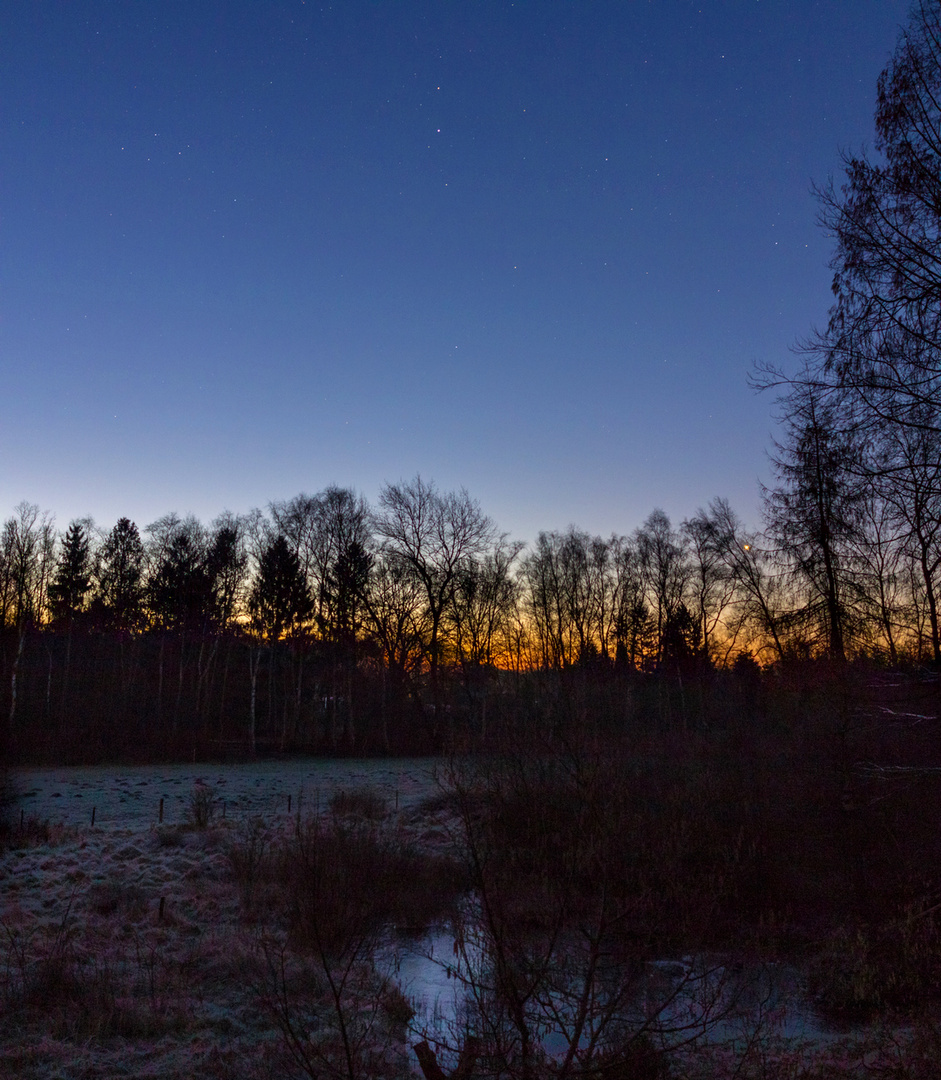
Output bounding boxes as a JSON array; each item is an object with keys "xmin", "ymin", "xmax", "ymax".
[{"xmin": 1, "ymin": 1, "xmax": 912, "ymax": 545}]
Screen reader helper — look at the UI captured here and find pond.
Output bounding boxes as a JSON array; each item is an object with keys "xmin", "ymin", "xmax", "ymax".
[{"xmin": 387, "ymin": 916, "xmax": 856, "ymax": 1076}]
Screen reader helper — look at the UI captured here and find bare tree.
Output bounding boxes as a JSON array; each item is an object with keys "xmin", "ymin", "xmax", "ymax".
[
  {"xmin": 446, "ymin": 537, "xmax": 523, "ymax": 740},
  {"xmin": 700, "ymin": 499, "xmax": 787, "ymax": 665},
  {"xmin": 375, "ymin": 477, "xmax": 496, "ymax": 716},
  {"xmin": 807, "ymin": 2, "xmax": 941, "ymax": 437},
  {"xmin": 1, "ymin": 503, "xmax": 55, "ymax": 734},
  {"xmin": 429, "ymin": 736, "xmax": 742, "ymax": 1079},
  {"xmin": 362, "ymin": 551, "xmax": 430, "ymax": 748},
  {"xmin": 521, "ymin": 532, "xmax": 571, "ymax": 671},
  {"xmin": 870, "ymin": 420, "xmax": 941, "ymax": 661},
  {"xmin": 764, "ymin": 388, "xmax": 869, "ymax": 661},
  {"xmin": 635, "ymin": 509, "xmax": 690, "ymax": 666},
  {"xmin": 270, "ymin": 487, "xmax": 372, "ymax": 641},
  {"xmin": 753, "ymin": 4, "xmax": 941, "ymax": 663},
  {"xmin": 520, "ymin": 529, "xmax": 621, "ymax": 672},
  {"xmin": 247, "ymin": 534, "xmax": 314, "ymax": 752},
  {"xmin": 682, "ymin": 511, "xmax": 737, "ymax": 665}
]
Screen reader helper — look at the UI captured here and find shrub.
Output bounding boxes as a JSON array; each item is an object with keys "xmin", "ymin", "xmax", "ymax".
[
  {"xmin": 151, "ymin": 823, "xmax": 186, "ymax": 848},
  {"xmin": 239, "ymin": 816, "xmax": 462, "ymax": 1080},
  {"xmin": 187, "ymin": 782, "xmax": 216, "ymax": 828},
  {"xmin": 85, "ymin": 879, "xmax": 148, "ymax": 920},
  {"xmin": 329, "ymin": 786, "xmax": 387, "ymax": 821},
  {"xmin": 1, "ymin": 811, "xmax": 73, "ymax": 852},
  {"xmin": 379, "ymin": 981, "xmax": 416, "ymax": 1029},
  {"xmin": 276, "ymin": 816, "xmax": 466, "ymax": 952},
  {"xmin": 0, "ymin": 769, "xmax": 16, "ymax": 835},
  {"xmin": 809, "ymin": 906, "xmax": 941, "ymax": 1020},
  {"xmin": 227, "ymin": 816, "xmax": 271, "ymax": 915}
]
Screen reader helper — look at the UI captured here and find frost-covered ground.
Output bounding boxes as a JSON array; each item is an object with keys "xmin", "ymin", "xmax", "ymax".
[
  {"xmin": 2, "ymin": 760, "xmax": 933, "ymax": 1079},
  {"xmin": 0, "ymin": 758, "xmax": 452, "ymax": 1080},
  {"xmin": 10, "ymin": 758, "xmax": 441, "ymax": 831}
]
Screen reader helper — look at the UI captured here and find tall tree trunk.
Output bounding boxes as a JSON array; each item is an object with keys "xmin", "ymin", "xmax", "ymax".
[
  {"xmin": 248, "ymin": 645, "xmax": 261, "ymax": 754},
  {"xmin": 59, "ymin": 626, "xmax": 73, "ymax": 732},
  {"xmin": 917, "ymin": 541, "xmax": 941, "ymax": 664},
  {"xmin": 175, "ymin": 632, "xmax": 187, "ymax": 735},
  {"xmin": 8, "ymin": 625, "xmax": 25, "ymax": 739},
  {"xmin": 156, "ymin": 634, "xmax": 165, "ymax": 730}
]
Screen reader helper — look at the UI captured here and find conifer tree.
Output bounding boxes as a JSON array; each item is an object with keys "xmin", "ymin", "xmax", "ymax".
[{"xmin": 49, "ymin": 520, "xmax": 92, "ymax": 625}]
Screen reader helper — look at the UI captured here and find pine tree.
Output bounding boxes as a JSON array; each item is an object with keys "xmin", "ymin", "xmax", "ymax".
[
  {"xmin": 49, "ymin": 521, "xmax": 92, "ymax": 625},
  {"xmin": 95, "ymin": 518, "xmax": 145, "ymax": 631}
]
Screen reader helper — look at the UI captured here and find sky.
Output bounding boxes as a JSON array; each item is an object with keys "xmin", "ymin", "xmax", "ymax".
[{"xmin": 1, "ymin": 1, "xmax": 913, "ymax": 547}]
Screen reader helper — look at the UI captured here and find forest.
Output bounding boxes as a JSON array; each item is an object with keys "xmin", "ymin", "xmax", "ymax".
[{"xmin": 0, "ymin": 435, "xmax": 938, "ymax": 764}]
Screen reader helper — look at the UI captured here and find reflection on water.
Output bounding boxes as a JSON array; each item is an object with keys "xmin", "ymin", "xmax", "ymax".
[{"xmin": 383, "ymin": 921, "xmax": 849, "ymax": 1074}]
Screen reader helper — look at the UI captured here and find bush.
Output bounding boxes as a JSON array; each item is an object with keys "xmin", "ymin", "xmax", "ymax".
[
  {"xmin": 276, "ymin": 816, "xmax": 466, "ymax": 951},
  {"xmin": 226, "ymin": 810, "xmax": 467, "ymax": 944},
  {"xmin": 235, "ymin": 816, "xmax": 463, "ymax": 1080},
  {"xmin": 85, "ymin": 879, "xmax": 148, "ymax": 920},
  {"xmin": 187, "ymin": 782, "xmax": 216, "ymax": 828},
  {"xmin": 227, "ymin": 816, "xmax": 271, "ymax": 915},
  {"xmin": 809, "ymin": 906, "xmax": 941, "ymax": 1020},
  {"xmin": 329, "ymin": 786, "xmax": 387, "ymax": 820},
  {"xmin": 0, "ymin": 809, "xmax": 73, "ymax": 852},
  {"xmin": 0, "ymin": 898, "xmax": 172, "ymax": 1040}
]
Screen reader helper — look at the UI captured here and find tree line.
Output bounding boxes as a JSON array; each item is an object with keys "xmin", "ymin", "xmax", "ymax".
[{"xmin": 0, "ymin": 460, "xmax": 938, "ymax": 761}]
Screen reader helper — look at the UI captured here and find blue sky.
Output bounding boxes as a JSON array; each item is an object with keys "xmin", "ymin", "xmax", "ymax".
[{"xmin": 1, "ymin": 1, "xmax": 912, "ymax": 544}]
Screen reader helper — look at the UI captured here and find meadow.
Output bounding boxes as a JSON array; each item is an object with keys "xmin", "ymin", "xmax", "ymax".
[{"xmin": 3, "ymin": 672, "xmax": 941, "ymax": 1078}]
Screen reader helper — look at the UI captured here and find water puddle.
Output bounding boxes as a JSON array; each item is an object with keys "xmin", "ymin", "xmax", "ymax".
[{"xmin": 384, "ymin": 919, "xmax": 850, "ymax": 1074}]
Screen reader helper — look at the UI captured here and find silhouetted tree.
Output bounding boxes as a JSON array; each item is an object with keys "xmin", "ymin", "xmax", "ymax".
[
  {"xmin": 682, "ymin": 510, "xmax": 735, "ymax": 665},
  {"xmin": 765, "ymin": 388, "xmax": 869, "ymax": 661},
  {"xmin": 269, "ymin": 486, "xmax": 372, "ymax": 643},
  {"xmin": 202, "ymin": 515, "xmax": 248, "ymax": 736},
  {"xmin": 247, "ymin": 534, "xmax": 313, "ymax": 750},
  {"xmin": 49, "ymin": 520, "xmax": 93, "ymax": 626},
  {"xmin": 609, "ymin": 534, "xmax": 655, "ymax": 670},
  {"xmin": 323, "ymin": 538, "xmax": 373, "ymax": 746},
  {"xmin": 521, "ymin": 528, "xmax": 616, "ymax": 671},
  {"xmin": 811, "ymin": 1, "xmax": 941, "ymax": 433},
  {"xmin": 328, "ymin": 539, "xmax": 372, "ymax": 648},
  {"xmin": 447, "ymin": 538, "xmax": 523, "ymax": 739},
  {"xmin": 146, "ymin": 515, "xmax": 214, "ymax": 730},
  {"xmin": 699, "ymin": 498, "xmax": 787, "ymax": 664},
  {"xmin": 635, "ymin": 509, "xmax": 690, "ymax": 664},
  {"xmin": 874, "ymin": 418, "xmax": 941, "ymax": 660},
  {"xmin": 376, "ymin": 476, "xmax": 496, "ymax": 716},
  {"xmin": 521, "ymin": 531, "xmax": 571, "ymax": 671},
  {"xmin": 661, "ymin": 601, "xmax": 703, "ymax": 672},
  {"xmin": 205, "ymin": 515, "xmax": 248, "ymax": 631},
  {"xmin": 362, "ymin": 551, "xmax": 430, "ymax": 746},
  {"xmin": 755, "ymin": 4, "xmax": 941, "ymax": 662},
  {"xmin": 268, "ymin": 489, "xmax": 374, "ymax": 743},
  {"xmin": 1, "ymin": 503, "xmax": 55, "ymax": 735},
  {"xmin": 847, "ymin": 486, "xmax": 908, "ymax": 664},
  {"xmin": 0, "ymin": 503, "xmax": 55, "ymax": 631},
  {"xmin": 94, "ymin": 518, "xmax": 145, "ymax": 632},
  {"xmin": 48, "ymin": 519, "xmax": 94, "ymax": 726},
  {"xmin": 147, "ymin": 517, "xmax": 210, "ymax": 633}
]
